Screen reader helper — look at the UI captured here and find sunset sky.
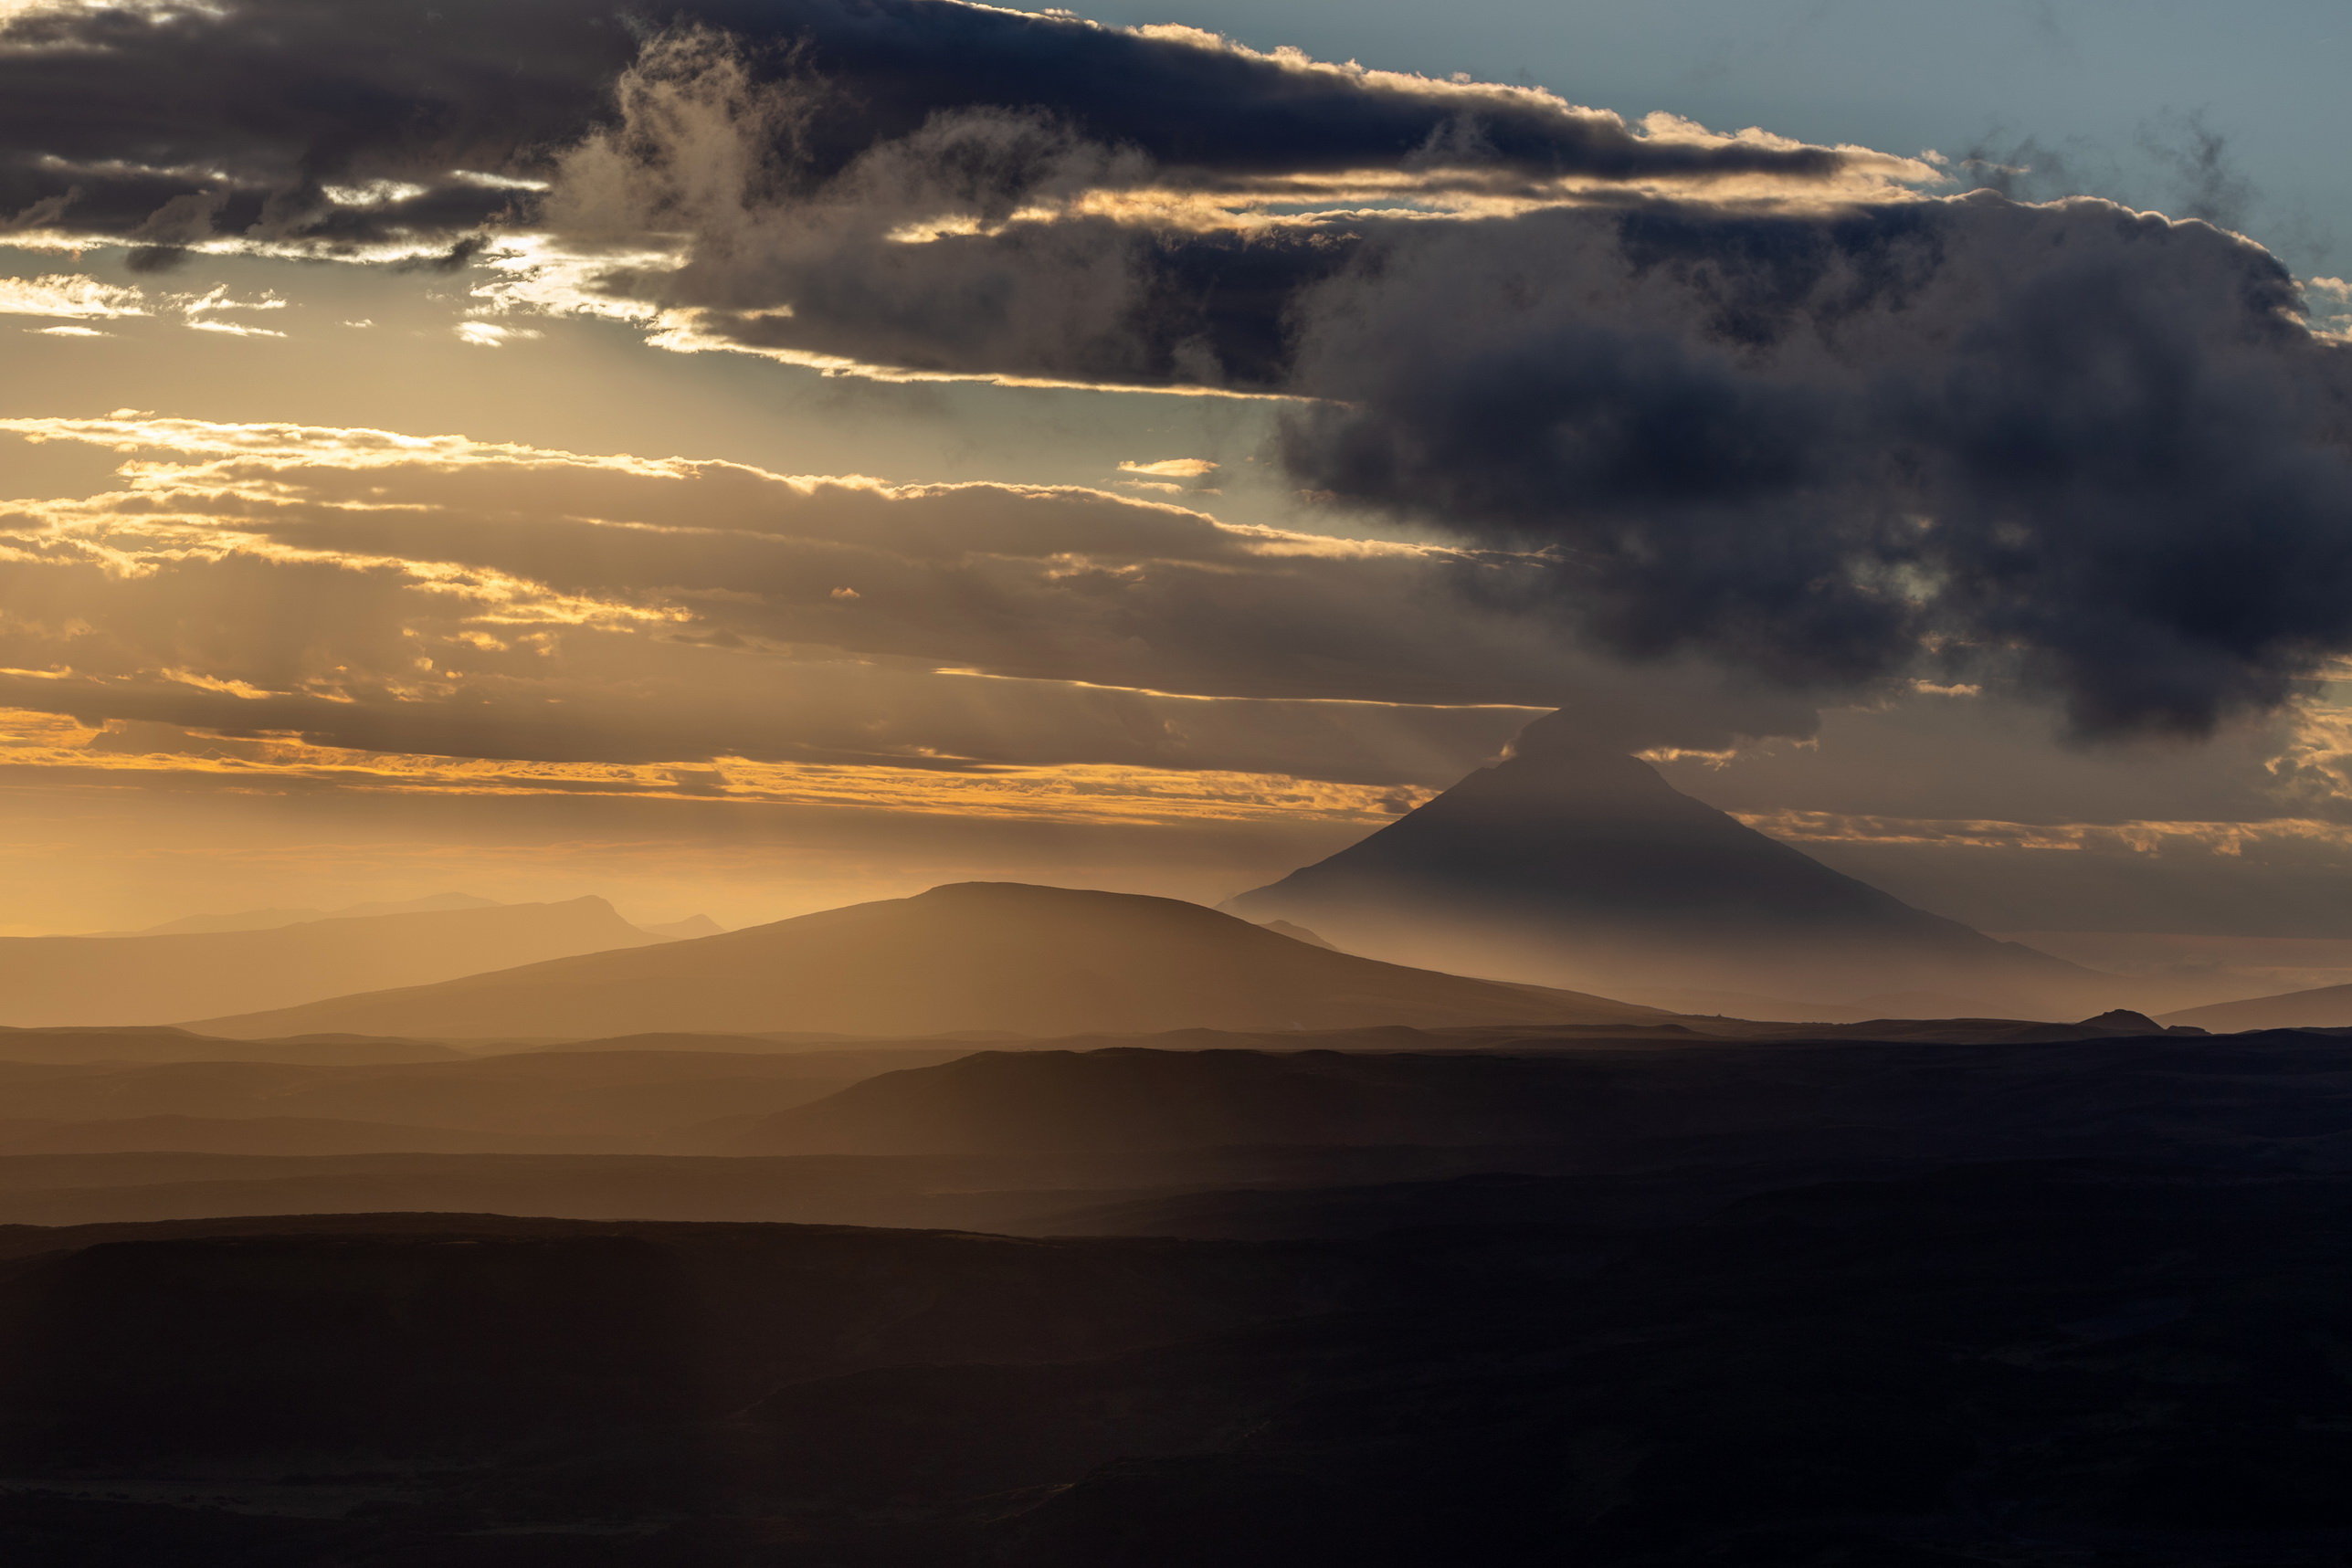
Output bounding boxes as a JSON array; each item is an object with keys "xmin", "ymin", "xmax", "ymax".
[{"xmin": 5, "ymin": 0, "xmax": 2352, "ymax": 975}]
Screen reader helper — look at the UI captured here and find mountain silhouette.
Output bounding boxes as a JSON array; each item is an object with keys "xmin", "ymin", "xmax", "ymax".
[
  {"xmin": 94, "ymin": 892, "xmax": 502, "ymax": 938},
  {"xmin": 1226, "ymin": 711, "xmax": 2135, "ymax": 1016},
  {"xmin": 2158, "ymin": 980, "xmax": 2352, "ymax": 1031},
  {"xmin": 0, "ymin": 1026, "xmax": 465, "ymax": 1066},
  {"xmin": 0, "ymin": 898, "xmax": 661, "ymax": 1028},
  {"xmin": 727, "ymin": 1047, "xmax": 1631, "ymax": 1156},
  {"xmin": 185, "ymin": 882, "xmax": 1671, "ymax": 1040},
  {"xmin": 641, "ymin": 914, "xmax": 727, "ymax": 940}
]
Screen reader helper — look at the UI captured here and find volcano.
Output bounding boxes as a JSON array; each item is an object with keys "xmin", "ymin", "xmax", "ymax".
[{"xmin": 1226, "ymin": 713, "xmax": 2136, "ymax": 1018}]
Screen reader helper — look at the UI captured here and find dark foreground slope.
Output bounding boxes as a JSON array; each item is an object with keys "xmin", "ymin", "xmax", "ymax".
[
  {"xmin": 0, "ymin": 1047, "xmax": 968, "ymax": 1160},
  {"xmin": 190, "ymin": 882, "xmax": 1666, "ymax": 1040},
  {"xmin": 5, "ymin": 1027, "xmax": 2352, "ymax": 1229},
  {"xmin": 726, "ymin": 1030, "xmax": 2352, "ymax": 1164},
  {"xmin": 11, "ymin": 1032, "xmax": 2352, "ymax": 1565},
  {"xmin": 7, "ymin": 1163, "xmax": 2352, "ymax": 1567},
  {"xmin": 0, "ymin": 899, "xmax": 660, "ymax": 1029},
  {"xmin": 1228, "ymin": 712, "xmax": 2142, "ymax": 1016},
  {"xmin": 0, "ymin": 1026, "xmax": 467, "ymax": 1066}
]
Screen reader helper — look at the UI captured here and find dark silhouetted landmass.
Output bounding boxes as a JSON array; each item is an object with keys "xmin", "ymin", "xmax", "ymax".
[
  {"xmin": 0, "ymin": 1144, "xmax": 1467, "ymax": 1229},
  {"xmin": 0, "ymin": 1047, "xmax": 971, "ymax": 1155},
  {"xmin": 9, "ymin": 1021, "xmax": 2352, "ymax": 1563},
  {"xmin": 725, "ymin": 1030, "xmax": 2352, "ymax": 1163},
  {"xmin": 2161, "ymin": 980, "xmax": 2352, "ymax": 1031},
  {"xmin": 733, "ymin": 1047, "xmax": 1630, "ymax": 1156},
  {"xmin": 0, "ymin": 899, "xmax": 661, "ymax": 1028},
  {"xmin": 8, "ymin": 1161, "xmax": 2352, "ymax": 1565},
  {"xmin": 1256, "ymin": 919, "xmax": 1337, "ymax": 949},
  {"xmin": 186, "ymin": 882, "xmax": 1671, "ymax": 1039},
  {"xmin": 1, "ymin": 1026, "xmax": 2349, "ymax": 1233},
  {"xmin": 516, "ymin": 1031, "xmax": 870, "ymax": 1055},
  {"xmin": 639, "ymin": 913, "xmax": 728, "ymax": 939},
  {"xmin": 0, "ymin": 1027, "xmax": 467, "ymax": 1066},
  {"xmin": 1228, "ymin": 712, "xmax": 2162, "ymax": 1018},
  {"xmin": 0, "ymin": 1117, "xmax": 635, "ymax": 1157}
]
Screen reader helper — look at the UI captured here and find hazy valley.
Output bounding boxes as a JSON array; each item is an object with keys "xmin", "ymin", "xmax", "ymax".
[{"xmin": 5, "ymin": 813, "xmax": 2352, "ymax": 1563}]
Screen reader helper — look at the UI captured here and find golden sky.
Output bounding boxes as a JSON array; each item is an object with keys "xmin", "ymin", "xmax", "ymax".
[{"xmin": 5, "ymin": 0, "xmax": 2352, "ymax": 942}]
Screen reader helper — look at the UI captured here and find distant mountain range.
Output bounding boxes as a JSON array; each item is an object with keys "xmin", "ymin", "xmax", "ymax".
[
  {"xmin": 2160, "ymin": 980, "xmax": 2352, "ymax": 1031},
  {"xmin": 640, "ymin": 913, "xmax": 728, "ymax": 940},
  {"xmin": 0, "ymin": 1027, "xmax": 466, "ymax": 1066},
  {"xmin": 90, "ymin": 891, "xmax": 502, "ymax": 938},
  {"xmin": 185, "ymin": 882, "xmax": 1671, "ymax": 1040},
  {"xmin": 0, "ymin": 898, "xmax": 662, "ymax": 1028},
  {"xmin": 88, "ymin": 893, "xmax": 728, "ymax": 943},
  {"xmin": 1226, "ymin": 711, "xmax": 2170, "ymax": 1019},
  {"xmin": 0, "ymin": 1043, "xmax": 918, "ymax": 1162},
  {"xmin": 23, "ymin": 711, "xmax": 2313, "ymax": 1037}
]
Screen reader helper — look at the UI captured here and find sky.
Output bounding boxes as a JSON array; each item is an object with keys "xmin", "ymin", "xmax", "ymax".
[{"xmin": 2, "ymin": 0, "xmax": 2350, "ymax": 984}]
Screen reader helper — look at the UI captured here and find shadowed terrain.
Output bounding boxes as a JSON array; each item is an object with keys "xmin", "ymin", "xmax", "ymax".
[
  {"xmin": 8, "ymin": 965, "xmax": 2352, "ymax": 1564},
  {"xmin": 6, "ymin": 1161, "xmax": 2352, "ymax": 1566},
  {"xmin": 0, "ymin": 1020, "xmax": 2326, "ymax": 1226},
  {"xmin": 0, "ymin": 1028, "xmax": 470, "ymax": 1066},
  {"xmin": 0, "ymin": 1046, "xmax": 980, "ymax": 1162}
]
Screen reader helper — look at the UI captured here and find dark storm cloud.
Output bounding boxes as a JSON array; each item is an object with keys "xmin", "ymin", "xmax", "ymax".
[
  {"xmin": 0, "ymin": 0, "xmax": 1851, "ymax": 254},
  {"xmin": 1278, "ymin": 195, "xmax": 2352, "ymax": 735},
  {"xmin": 662, "ymin": 215, "xmax": 1364, "ymax": 390},
  {"xmin": 500, "ymin": 23, "xmax": 2352, "ymax": 739},
  {"xmin": 13, "ymin": 3, "xmax": 2350, "ymax": 745},
  {"xmin": 0, "ymin": 2, "xmax": 623, "ymax": 251}
]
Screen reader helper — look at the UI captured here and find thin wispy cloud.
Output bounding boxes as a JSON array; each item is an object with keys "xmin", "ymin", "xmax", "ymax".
[
  {"xmin": 0, "ymin": 415, "xmax": 1617, "ymax": 793},
  {"xmin": 0, "ymin": 272, "xmax": 144, "ymax": 317}
]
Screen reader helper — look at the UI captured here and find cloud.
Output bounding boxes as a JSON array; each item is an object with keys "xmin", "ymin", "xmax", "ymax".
[
  {"xmin": 1275, "ymin": 196, "xmax": 2352, "ymax": 737},
  {"xmin": 0, "ymin": 273, "xmax": 291, "ymax": 341},
  {"xmin": 12, "ymin": 415, "xmax": 1804, "ymax": 788},
  {"xmin": 498, "ymin": 23, "xmax": 1929, "ymax": 395},
  {"xmin": 184, "ymin": 316, "xmax": 282, "ymax": 336},
  {"xmin": 1115, "ymin": 458, "xmax": 1218, "ymax": 496},
  {"xmin": 1120, "ymin": 459, "xmax": 1218, "ymax": 477},
  {"xmin": 0, "ymin": 0, "xmax": 617, "ymax": 258},
  {"xmin": 454, "ymin": 320, "xmax": 538, "ymax": 347},
  {"xmin": 0, "ymin": 3, "xmax": 1929, "ymax": 401},
  {"xmin": 1734, "ymin": 808, "xmax": 2352, "ymax": 858},
  {"xmin": 16, "ymin": 5, "xmax": 2347, "ymax": 749},
  {"xmin": 0, "ymin": 703, "xmax": 1436, "ymax": 830},
  {"xmin": 0, "ymin": 272, "xmax": 144, "ymax": 317},
  {"xmin": 2306, "ymin": 277, "xmax": 2352, "ymax": 337},
  {"xmin": 468, "ymin": 27, "xmax": 2352, "ymax": 743},
  {"xmin": 0, "ymin": 0, "xmax": 1911, "ymax": 260}
]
